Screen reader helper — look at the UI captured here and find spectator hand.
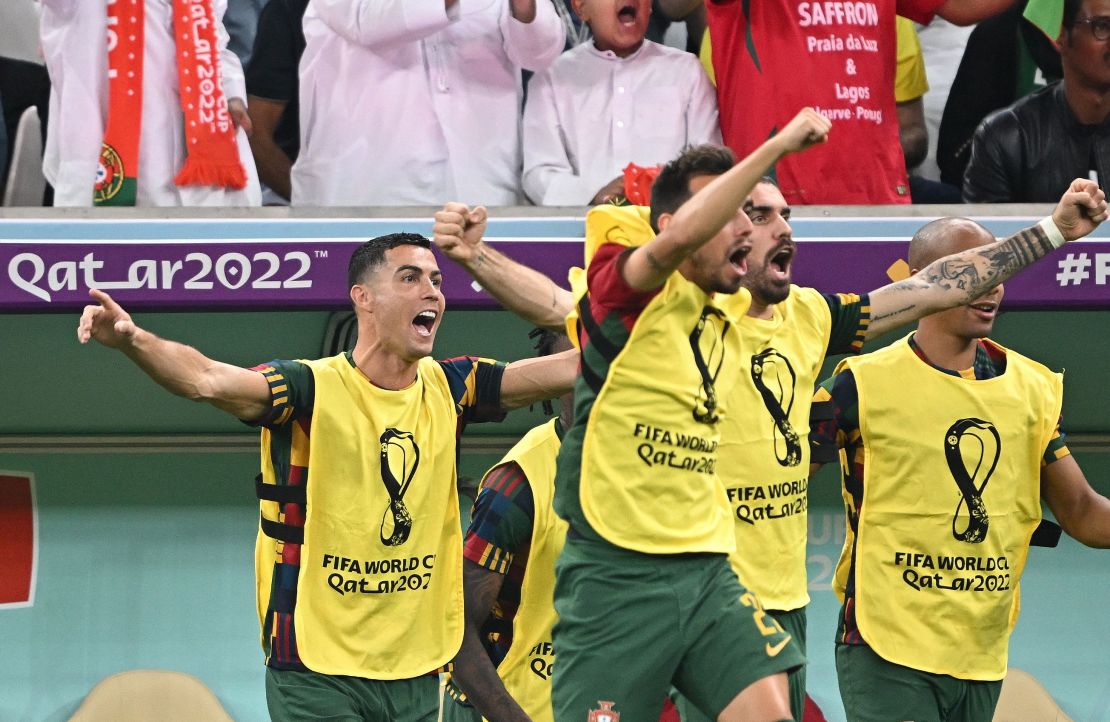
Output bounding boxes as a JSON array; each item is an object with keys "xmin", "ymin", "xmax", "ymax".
[
  {"xmin": 1053, "ymin": 178, "xmax": 1109, "ymax": 241},
  {"xmin": 229, "ymin": 98, "xmax": 253, "ymax": 137},
  {"xmin": 776, "ymin": 107, "xmax": 832, "ymax": 154},
  {"xmin": 77, "ymin": 289, "xmax": 138, "ymax": 348},
  {"xmin": 590, "ymin": 176, "xmax": 626, "ymax": 206},
  {"xmin": 433, "ymin": 202, "xmax": 488, "ymax": 266}
]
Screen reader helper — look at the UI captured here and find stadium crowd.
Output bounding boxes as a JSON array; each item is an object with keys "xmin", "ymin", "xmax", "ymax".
[{"xmin": 2, "ymin": 0, "xmax": 1107, "ymax": 207}]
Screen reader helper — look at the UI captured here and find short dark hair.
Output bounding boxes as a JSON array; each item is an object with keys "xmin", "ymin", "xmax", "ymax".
[
  {"xmin": 529, "ymin": 327, "xmax": 560, "ymax": 358},
  {"xmin": 347, "ymin": 233, "xmax": 431, "ymax": 287},
  {"xmin": 1064, "ymin": 0, "xmax": 1082, "ymax": 35},
  {"xmin": 649, "ymin": 145, "xmax": 735, "ymax": 232},
  {"xmin": 528, "ymin": 327, "xmax": 570, "ymax": 415}
]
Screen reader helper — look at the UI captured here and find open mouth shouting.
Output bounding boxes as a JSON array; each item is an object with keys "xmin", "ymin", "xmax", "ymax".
[
  {"xmin": 730, "ymin": 242, "xmax": 752, "ymax": 277},
  {"xmin": 412, "ymin": 309, "xmax": 438, "ymax": 338},
  {"xmin": 768, "ymin": 242, "xmax": 796, "ymax": 282},
  {"xmin": 617, "ymin": 1, "xmax": 638, "ymax": 26}
]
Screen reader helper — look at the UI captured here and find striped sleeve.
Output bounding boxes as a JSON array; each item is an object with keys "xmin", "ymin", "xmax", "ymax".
[
  {"xmin": 463, "ymin": 462, "xmax": 537, "ymax": 574},
  {"xmin": 810, "ymin": 369, "xmax": 862, "ymax": 464},
  {"xmin": 1044, "ymin": 421, "xmax": 1070, "ymax": 467},
  {"xmin": 245, "ymin": 359, "xmax": 313, "ymax": 428},
  {"xmin": 438, "ymin": 356, "xmax": 507, "ymax": 424},
  {"xmin": 822, "ymin": 292, "xmax": 871, "ymax": 355}
]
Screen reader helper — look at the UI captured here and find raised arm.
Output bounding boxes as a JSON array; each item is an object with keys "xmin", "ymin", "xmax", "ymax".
[
  {"xmin": 434, "ymin": 203, "xmax": 574, "ymax": 332},
  {"xmin": 77, "ymin": 290, "xmax": 271, "ymax": 420},
  {"xmin": 499, "ymin": 348, "xmax": 578, "ymax": 410},
  {"xmin": 501, "ymin": 0, "xmax": 565, "ymax": 72},
  {"xmin": 1041, "ymin": 456, "xmax": 1110, "ymax": 548},
  {"xmin": 656, "ymin": 0, "xmax": 702, "ymax": 20},
  {"xmin": 865, "ymin": 179, "xmax": 1108, "ymax": 339},
  {"xmin": 622, "ymin": 108, "xmax": 830, "ymax": 291},
  {"xmin": 451, "ymin": 560, "xmax": 530, "ymax": 722},
  {"xmin": 311, "ymin": 0, "xmax": 455, "ymax": 48},
  {"xmin": 936, "ymin": 0, "xmax": 1016, "ymax": 25}
]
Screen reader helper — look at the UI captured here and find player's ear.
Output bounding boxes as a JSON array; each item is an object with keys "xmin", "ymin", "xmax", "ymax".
[{"xmin": 351, "ymin": 282, "xmax": 373, "ymax": 313}]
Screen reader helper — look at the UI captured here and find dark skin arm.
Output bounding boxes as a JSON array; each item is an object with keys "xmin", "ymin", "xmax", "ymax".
[
  {"xmin": 450, "ymin": 560, "xmax": 531, "ymax": 721},
  {"xmin": 936, "ymin": 0, "xmax": 1016, "ymax": 24},
  {"xmin": 656, "ymin": 0, "xmax": 700, "ymax": 20},
  {"xmin": 246, "ymin": 96, "xmax": 293, "ymax": 201},
  {"xmin": 897, "ymin": 96, "xmax": 927, "ymax": 171},
  {"xmin": 1041, "ymin": 456, "xmax": 1110, "ymax": 548},
  {"xmin": 590, "ymin": 175, "xmax": 625, "ymax": 206}
]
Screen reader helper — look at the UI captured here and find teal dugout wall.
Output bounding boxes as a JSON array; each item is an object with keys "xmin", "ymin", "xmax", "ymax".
[{"xmin": 1, "ymin": 209, "xmax": 1108, "ymax": 721}]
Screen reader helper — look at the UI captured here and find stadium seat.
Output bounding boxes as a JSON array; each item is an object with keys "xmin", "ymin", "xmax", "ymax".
[
  {"xmin": 68, "ymin": 669, "xmax": 234, "ymax": 722},
  {"xmin": 993, "ymin": 668, "xmax": 1074, "ymax": 722},
  {"xmin": 2, "ymin": 106, "xmax": 45, "ymax": 207}
]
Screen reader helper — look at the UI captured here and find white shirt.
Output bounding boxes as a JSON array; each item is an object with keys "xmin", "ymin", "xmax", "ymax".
[
  {"xmin": 292, "ymin": 0, "xmax": 565, "ymax": 207},
  {"xmin": 40, "ymin": 0, "xmax": 261, "ymax": 207},
  {"xmin": 522, "ymin": 39, "xmax": 721, "ymax": 206}
]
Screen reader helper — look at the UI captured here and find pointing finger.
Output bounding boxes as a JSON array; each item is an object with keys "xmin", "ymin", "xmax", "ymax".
[{"xmin": 88, "ymin": 288, "xmax": 120, "ymax": 314}]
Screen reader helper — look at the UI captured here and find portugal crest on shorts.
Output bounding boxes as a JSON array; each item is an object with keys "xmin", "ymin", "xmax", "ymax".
[
  {"xmin": 588, "ymin": 700, "xmax": 620, "ymax": 722},
  {"xmin": 94, "ymin": 142, "xmax": 126, "ymax": 204}
]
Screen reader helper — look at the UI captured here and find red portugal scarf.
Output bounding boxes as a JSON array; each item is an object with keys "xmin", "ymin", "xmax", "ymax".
[{"xmin": 95, "ymin": 0, "xmax": 247, "ymax": 206}]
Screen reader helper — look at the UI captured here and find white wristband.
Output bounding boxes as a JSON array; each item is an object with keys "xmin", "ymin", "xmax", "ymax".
[{"xmin": 1038, "ymin": 216, "xmax": 1066, "ymax": 249}]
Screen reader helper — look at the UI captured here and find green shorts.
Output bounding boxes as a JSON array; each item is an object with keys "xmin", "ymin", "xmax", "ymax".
[
  {"xmin": 674, "ymin": 606, "xmax": 807, "ymax": 722},
  {"xmin": 552, "ymin": 536, "xmax": 804, "ymax": 721},
  {"xmin": 265, "ymin": 666, "xmax": 438, "ymax": 722},
  {"xmin": 773, "ymin": 607, "xmax": 808, "ymax": 721},
  {"xmin": 836, "ymin": 643, "xmax": 1003, "ymax": 722},
  {"xmin": 439, "ymin": 685, "xmax": 481, "ymax": 722}
]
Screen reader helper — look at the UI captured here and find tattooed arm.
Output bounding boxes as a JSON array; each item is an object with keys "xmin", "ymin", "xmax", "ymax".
[
  {"xmin": 450, "ymin": 560, "xmax": 531, "ymax": 722},
  {"xmin": 866, "ymin": 179, "xmax": 1108, "ymax": 339}
]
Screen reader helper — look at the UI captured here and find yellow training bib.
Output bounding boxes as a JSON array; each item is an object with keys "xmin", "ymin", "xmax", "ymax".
[
  {"xmin": 718, "ymin": 286, "xmax": 832, "ymax": 610},
  {"xmin": 837, "ymin": 336, "xmax": 1061, "ymax": 679},
  {"xmin": 493, "ymin": 419, "xmax": 565, "ymax": 722},
  {"xmin": 579, "ymin": 270, "xmax": 745, "ymax": 554},
  {"xmin": 257, "ymin": 355, "xmax": 464, "ymax": 679}
]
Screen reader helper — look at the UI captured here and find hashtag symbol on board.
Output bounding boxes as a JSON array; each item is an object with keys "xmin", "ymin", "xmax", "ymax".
[{"xmin": 1056, "ymin": 253, "xmax": 1092, "ymax": 286}]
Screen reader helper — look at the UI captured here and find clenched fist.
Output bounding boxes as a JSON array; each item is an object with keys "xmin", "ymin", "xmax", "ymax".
[{"xmin": 433, "ymin": 202, "xmax": 488, "ymax": 267}]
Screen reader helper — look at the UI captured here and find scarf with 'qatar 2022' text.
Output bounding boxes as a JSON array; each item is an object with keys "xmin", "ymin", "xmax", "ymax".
[{"xmin": 95, "ymin": 0, "xmax": 247, "ymax": 206}]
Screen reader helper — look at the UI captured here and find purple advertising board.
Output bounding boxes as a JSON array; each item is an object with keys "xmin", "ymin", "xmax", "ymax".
[{"xmin": 2, "ymin": 215, "xmax": 1110, "ymax": 311}]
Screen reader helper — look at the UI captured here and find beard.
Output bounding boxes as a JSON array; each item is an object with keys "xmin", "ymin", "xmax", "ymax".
[{"xmin": 743, "ymin": 265, "xmax": 792, "ymax": 305}]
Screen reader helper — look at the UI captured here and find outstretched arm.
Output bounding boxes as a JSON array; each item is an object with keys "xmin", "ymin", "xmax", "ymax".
[
  {"xmin": 77, "ymin": 289, "xmax": 271, "ymax": 420},
  {"xmin": 450, "ymin": 560, "xmax": 530, "ymax": 722},
  {"xmin": 622, "ymin": 108, "xmax": 831, "ymax": 291},
  {"xmin": 1042, "ymin": 456, "xmax": 1110, "ymax": 548},
  {"xmin": 866, "ymin": 179, "xmax": 1108, "ymax": 339},
  {"xmin": 433, "ymin": 204, "xmax": 574, "ymax": 332},
  {"xmin": 499, "ymin": 348, "xmax": 578, "ymax": 410}
]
